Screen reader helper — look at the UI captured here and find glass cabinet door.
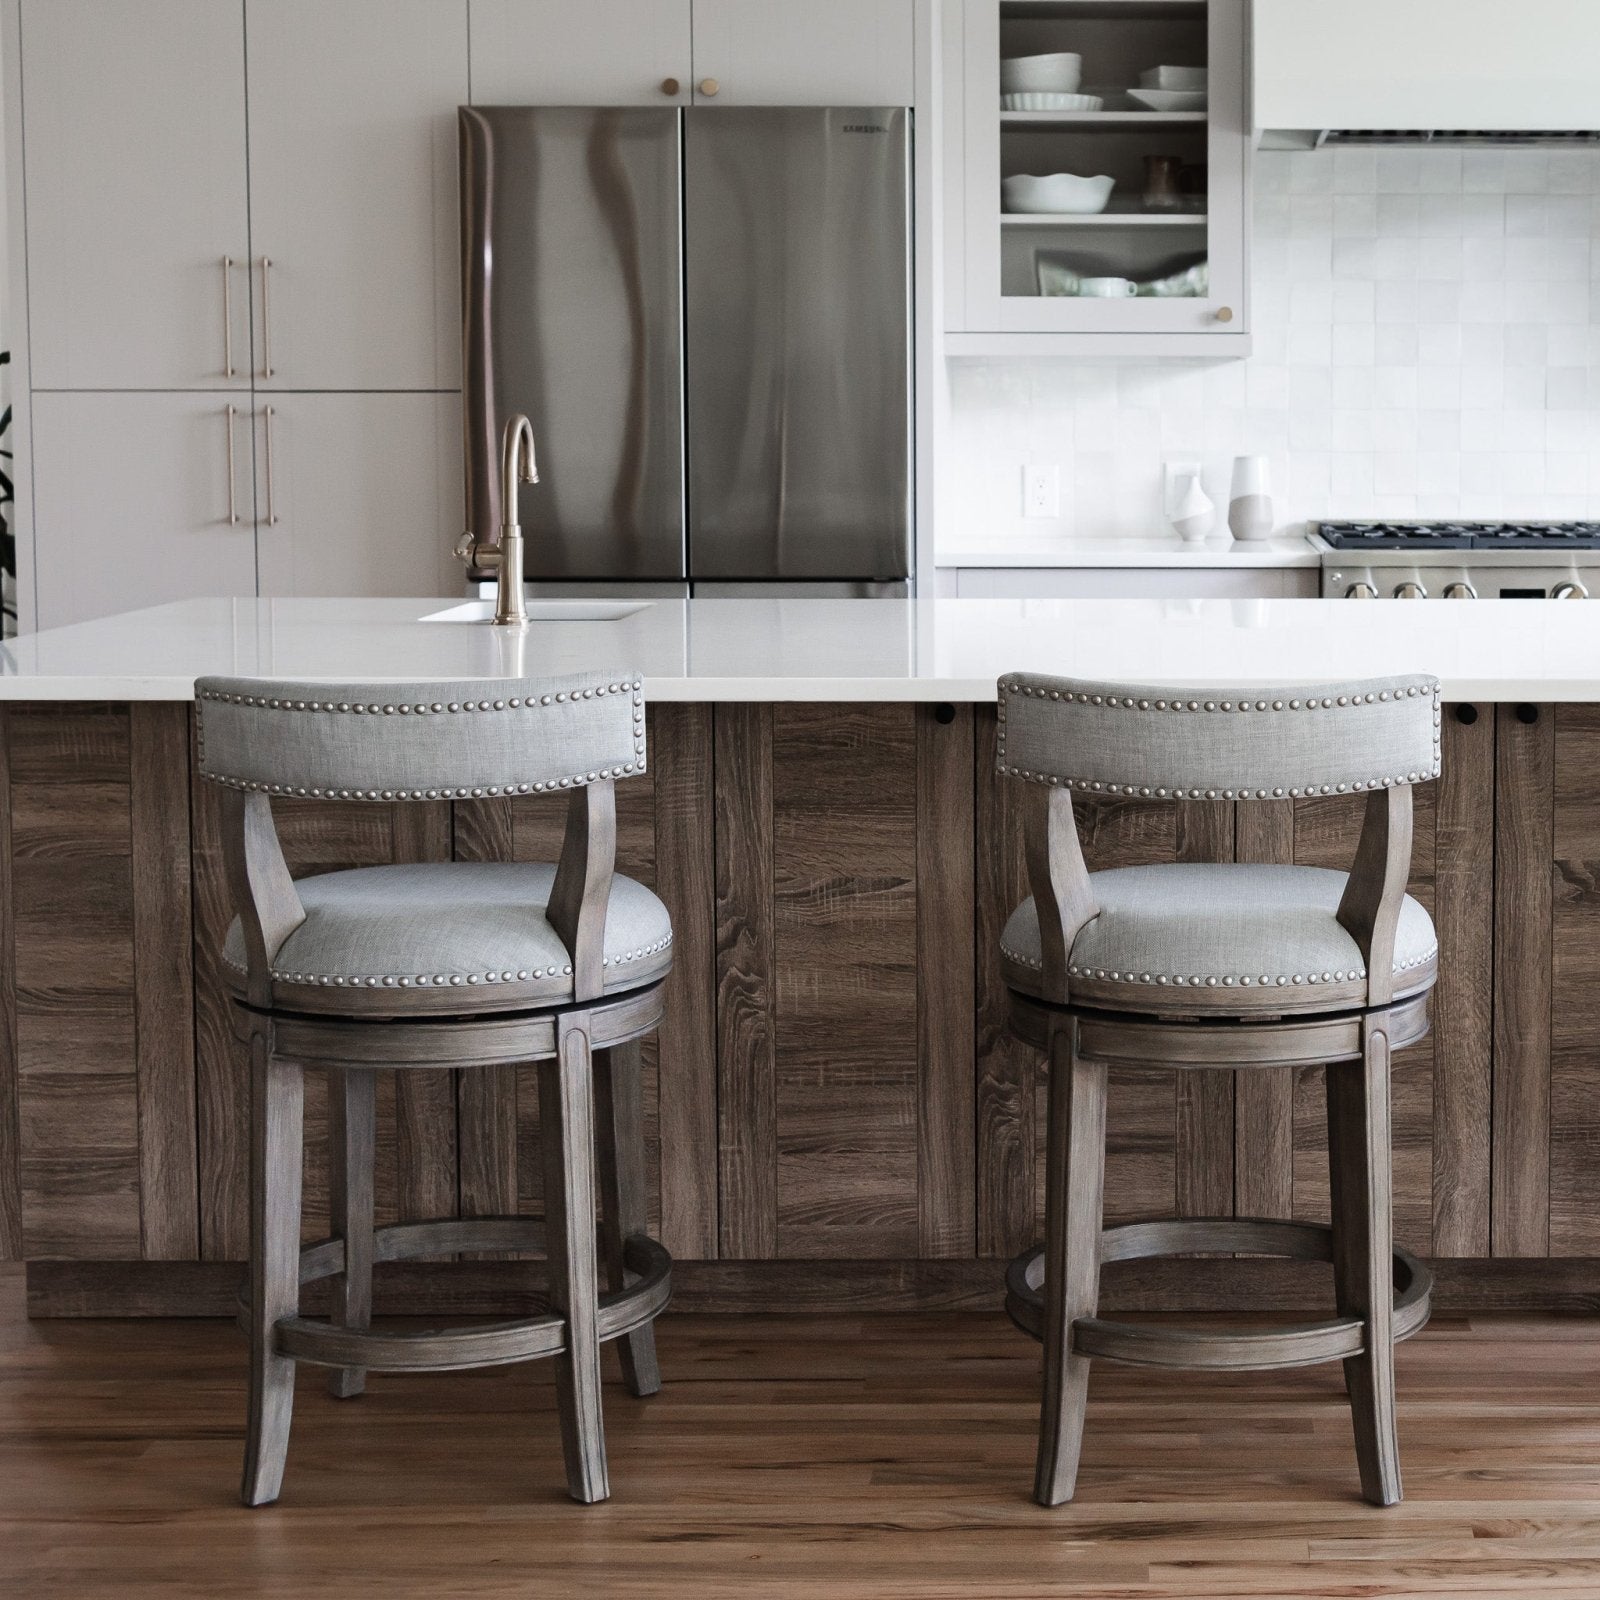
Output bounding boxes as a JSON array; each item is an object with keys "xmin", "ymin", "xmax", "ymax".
[{"xmin": 961, "ymin": 0, "xmax": 1247, "ymax": 336}]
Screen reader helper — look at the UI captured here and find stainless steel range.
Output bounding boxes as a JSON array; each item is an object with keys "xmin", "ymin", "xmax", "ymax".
[{"xmin": 1310, "ymin": 522, "xmax": 1600, "ymax": 599}]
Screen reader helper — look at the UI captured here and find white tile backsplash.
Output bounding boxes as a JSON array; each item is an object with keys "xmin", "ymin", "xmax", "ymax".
[{"xmin": 945, "ymin": 147, "xmax": 1600, "ymax": 546}]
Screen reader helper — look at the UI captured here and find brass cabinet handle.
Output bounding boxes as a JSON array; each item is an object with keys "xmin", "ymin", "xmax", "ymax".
[
  {"xmin": 1214, "ymin": 305, "xmax": 1235, "ymax": 324},
  {"xmin": 225, "ymin": 404, "xmax": 239, "ymax": 525},
  {"xmin": 661, "ymin": 77, "xmax": 681, "ymax": 96},
  {"xmin": 222, "ymin": 257, "xmax": 236, "ymax": 378},
  {"xmin": 263, "ymin": 405, "xmax": 278, "ymax": 526},
  {"xmin": 259, "ymin": 257, "xmax": 274, "ymax": 378},
  {"xmin": 699, "ymin": 77, "xmax": 720, "ymax": 96}
]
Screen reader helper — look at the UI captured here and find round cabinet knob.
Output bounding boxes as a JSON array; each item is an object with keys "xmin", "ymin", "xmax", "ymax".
[
  {"xmin": 1553, "ymin": 580, "xmax": 1589, "ymax": 599},
  {"xmin": 1214, "ymin": 306, "xmax": 1234, "ymax": 324},
  {"xmin": 699, "ymin": 77, "xmax": 720, "ymax": 97},
  {"xmin": 1344, "ymin": 582, "xmax": 1378, "ymax": 599},
  {"xmin": 1393, "ymin": 581, "xmax": 1428, "ymax": 599},
  {"xmin": 1443, "ymin": 581, "xmax": 1478, "ymax": 600},
  {"xmin": 661, "ymin": 77, "xmax": 682, "ymax": 97}
]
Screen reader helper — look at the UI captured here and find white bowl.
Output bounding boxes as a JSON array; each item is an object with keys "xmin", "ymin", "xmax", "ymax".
[
  {"xmin": 1001, "ymin": 172, "xmax": 1115, "ymax": 216},
  {"xmin": 1128, "ymin": 88, "xmax": 1208, "ymax": 113},
  {"xmin": 999, "ymin": 52, "xmax": 1083, "ymax": 93},
  {"xmin": 1139, "ymin": 65, "xmax": 1208, "ymax": 91},
  {"xmin": 1000, "ymin": 91, "xmax": 1104, "ymax": 112}
]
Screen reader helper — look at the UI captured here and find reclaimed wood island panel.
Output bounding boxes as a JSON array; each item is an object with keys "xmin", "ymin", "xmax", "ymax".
[{"xmin": 4, "ymin": 693, "xmax": 1596, "ymax": 1317}]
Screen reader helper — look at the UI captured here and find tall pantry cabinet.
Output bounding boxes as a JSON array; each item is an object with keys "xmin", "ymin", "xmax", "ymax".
[{"xmin": 11, "ymin": 0, "xmax": 467, "ymax": 628}]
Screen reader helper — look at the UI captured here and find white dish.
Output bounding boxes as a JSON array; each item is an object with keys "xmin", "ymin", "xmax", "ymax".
[
  {"xmin": 1139, "ymin": 65, "xmax": 1208, "ymax": 91},
  {"xmin": 999, "ymin": 52, "xmax": 1083, "ymax": 93},
  {"xmin": 1127, "ymin": 88, "xmax": 1208, "ymax": 113},
  {"xmin": 1001, "ymin": 172, "xmax": 1115, "ymax": 216},
  {"xmin": 1000, "ymin": 92, "xmax": 1104, "ymax": 112}
]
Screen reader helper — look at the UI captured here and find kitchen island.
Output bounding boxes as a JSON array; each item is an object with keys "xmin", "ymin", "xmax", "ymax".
[{"xmin": 3, "ymin": 595, "xmax": 1598, "ymax": 1318}]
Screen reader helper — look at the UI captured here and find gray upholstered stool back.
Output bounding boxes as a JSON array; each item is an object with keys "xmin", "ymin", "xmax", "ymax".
[
  {"xmin": 997, "ymin": 674, "xmax": 1440, "ymax": 802},
  {"xmin": 995, "ymin": 671, "xmax": 1442, "ymax": 1011},
  {"xmin": 195, "ymin": 670, "xmax": 644, "ymax": 799},
  {"xmin": 195, "ymin": 669, "xmax": 646, "ymax": 1010}
]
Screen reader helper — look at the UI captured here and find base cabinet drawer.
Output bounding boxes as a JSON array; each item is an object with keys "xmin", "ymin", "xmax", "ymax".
[{"xmin": 954, "ymin": 567, "xmax": 1319, "ymax": 600}]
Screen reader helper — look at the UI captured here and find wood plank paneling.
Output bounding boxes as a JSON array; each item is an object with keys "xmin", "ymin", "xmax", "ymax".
[
  {"xmin": 1234, "ymin": 800, "xmax": 1296, "ymax": 1220},
  {"xmin": 974, "ymin": 708, "xmax": 1034, "ymax": 1258},
  {"xmin": 715, "ymin": 704, "xmax": 776, "ymax": 1258},
  {"xmin": 1494, "ymin": 702, "xmax": 1554, "ymax": 1257},
  {"xmin": 129, "ymin": 703, "xmax": 197, "ymax": 1258},
  {"xmin": 916, "ymin": 705, "xmax": 976, "ymax": 1258},
  {"xmin": 0, "ymin": 711, "xmax": 19, "ymax": 1259},
  {"xmin": 652, "ymin": 703, "xmax": 717, "ymax": 1260},
  {"xmin": 1173, "ymin": 801, "xmax": 1234, "ymax": 1219},
  {"xmin": 1550, "ymin": 705, "xmax": 1600, "ymax": 1256},
  {"xmin": 772, "ymin": 705, "xmax": 919, "ymax": 1258},
  {"xmin": 1433, "ymin": 704, "xmax": 1495, "ymax": 1257},
  {"xmin": 10, "ymin": 707, "xmax": 140, "ymax": 1259}
]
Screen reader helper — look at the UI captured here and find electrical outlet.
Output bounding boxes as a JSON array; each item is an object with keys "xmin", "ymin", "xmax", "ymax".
[
  {"xmin": 1164, "ymin": 459, "xmax": 1203, "ymax": 520},
  {"xmin": 1023, "ymin": 464, "xmax": 1060, "ymax": 519}
]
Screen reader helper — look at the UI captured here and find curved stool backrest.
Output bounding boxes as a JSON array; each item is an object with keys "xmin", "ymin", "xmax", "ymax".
[
  {"xmin": 995, "ymin": 672, "xmax": 1442, "ymax": 1009},
  {"xmin": 195, "ymin": 669, "xmax": 645, "ymax": 1008}
]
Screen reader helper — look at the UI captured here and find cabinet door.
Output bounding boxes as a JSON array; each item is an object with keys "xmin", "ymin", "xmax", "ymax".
[
  {"xmin": 246, "ymin": 0, "xmax": 468, "ymax": 391},
  {"xmin": 962, "ymin": 0, "xmax": 1247, "ymax": 338},
  {"xmin": 21, "ymin": 0, "xmax": 250, "ymax": 390},
  {"xmin": 691, "ymin": 0, "xmax": 914, "ymax": 105},
  {"xmin": 468, "ymin": 0, "xmax": 692, "ymax": 104},
  {"xmin": 253, "ymin": 394, "xmax": 462, "ymax": 598},
  {"xmin": 30, "ymin": 393, "xmax": 258, "ymax": 628}
]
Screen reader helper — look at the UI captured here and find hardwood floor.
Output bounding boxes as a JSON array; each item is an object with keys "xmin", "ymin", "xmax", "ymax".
[{"xmin": 6, "ymin": 1263, "xmax": 1600, "ymax": 1597}]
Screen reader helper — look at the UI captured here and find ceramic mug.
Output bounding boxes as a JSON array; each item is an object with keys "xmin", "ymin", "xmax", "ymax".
[{"xmin": 1078, "ymin": 276, "xmax": 1138, "ymax": 298}]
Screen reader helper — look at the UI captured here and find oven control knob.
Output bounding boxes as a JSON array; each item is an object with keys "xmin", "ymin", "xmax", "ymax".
[
  {"xmin": 1553, "ymin": 581, "xmax": 1589, "ymax": 599},
  {"xmin": 1393, "ymin": 582, "xmax": 1428, "ymax": 599},
  {"xmin": 1344, "ymin": 582, "xmax": 1377, "ymax": 599},
  {"xmin": 1443, "ymin": 582, "xmax": 1477, "ymax": 600}
]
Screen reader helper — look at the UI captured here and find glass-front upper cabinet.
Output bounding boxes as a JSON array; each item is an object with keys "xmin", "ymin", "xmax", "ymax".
[{"xmin": 954, "ymin": 0, "xmax": 1248, "ymax": 345}]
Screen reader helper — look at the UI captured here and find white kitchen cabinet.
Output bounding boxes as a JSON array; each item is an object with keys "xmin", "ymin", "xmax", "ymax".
[
  {"xmin": 30, "ymin": 393, "xmax": 259, "ymax": 628},
  {"xmin": 252, "ymin": 394, "xmax": 462, "ymax": 599},
  {"xmin": 468, "ymin": 0, "xmax": 693, "ymax": 104},
  {"xmin": 951, "ymin": 0, "xmax": 1249, "ymax": 349},
  {"xmin": 21, "ymin": 0, "xmax": 251, "ymax": 390},
  {"xmin": 245, "ymin": 0, "xmax": 468, "ymax": 391},
  {"xmin": 690, "ymin": 0, "xmax": 915, "ymax": 105}
]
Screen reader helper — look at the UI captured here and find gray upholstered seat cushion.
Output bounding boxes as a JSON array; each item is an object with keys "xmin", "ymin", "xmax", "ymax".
[
  {"xmin": 1001, "ymin": 863, "xmax": 1436, "ymax": 1004},
  {"xmin": 223, "ymin": 862, "xmax": 671, "ymax": 1006}
]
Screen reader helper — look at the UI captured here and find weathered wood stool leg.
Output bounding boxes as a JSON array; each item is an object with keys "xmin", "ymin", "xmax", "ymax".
[
  {"xmin": 1035, "ymin": 1020, "xmax": 1108, "ymax": 1508},
  {"xmin": 1326, "ymin": 1016, "xmax": 1403, "ymax": 1507},
  {"xmin": 595, "ymin": 1040, "xmax": 662, "ymax": 1398},
  {"xmin": 327, "ymin": 1066, "xmax": 376, "ymax": 1400},
  {"xmin": 540, "ymin": 1014, "xmax": 609, "ymax": 1504},
  {"xmin": 241, "ymin": 1029, "xmax": 304, "ymax": 1507}
]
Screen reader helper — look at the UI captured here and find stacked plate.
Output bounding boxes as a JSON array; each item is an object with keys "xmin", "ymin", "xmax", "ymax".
[
  {"xmin": 1001, "ymin": 92, "xmax": 1104, "ymax": 112},
  {"xmin": 1130, "ymin": 65, "xmax": 1207, "ymax": 112}
]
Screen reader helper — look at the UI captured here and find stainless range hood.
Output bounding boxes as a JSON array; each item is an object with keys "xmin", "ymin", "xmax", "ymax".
[{"xmin": 1255, "ymin": 0, "xmax": 1600, "ymax": 149}]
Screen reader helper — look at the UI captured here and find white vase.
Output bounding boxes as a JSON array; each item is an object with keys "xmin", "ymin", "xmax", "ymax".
[
  {"xmin": 1171, "ymin": 475, "xmax": 1216, "ymax": 542},
  {"xmin": 1228, "ymin": 456, "xmax": 1274, "ymax": 542}
]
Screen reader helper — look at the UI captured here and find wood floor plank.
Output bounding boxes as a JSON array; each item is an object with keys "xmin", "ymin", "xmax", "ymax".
[
  {"xmin": 10, "ymin": 1264, "xmax": 1600, "ymax": 1598},
  {"xmin": 0, "ymin": 711, "xmax": 19, "ymax": 1259}
]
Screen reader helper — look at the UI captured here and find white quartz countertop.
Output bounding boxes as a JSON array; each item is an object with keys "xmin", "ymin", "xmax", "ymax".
[
  {"xmin": 937, "ymin": 535, "xmax": 1321, "ymax": 569},
  {"xmin": 1, "ymin": 595, "xmax": 1597, "ymax": 703}
]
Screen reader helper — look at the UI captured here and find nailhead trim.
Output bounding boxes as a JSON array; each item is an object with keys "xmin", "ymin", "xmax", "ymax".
[
  {"xmin": 994, "ymin": 678, "xmax": 1443, "ymax": 796},
  {"xmin": 196, "ymin": 678, "xmax": 648, "ymax": 796},
  {"xmin": 222, "ymin": 932, "xmax": 672, "ymax": 989},
  {"xmin": 999, "ymin": 944, "xmax": 1438, "ymax": 986}
]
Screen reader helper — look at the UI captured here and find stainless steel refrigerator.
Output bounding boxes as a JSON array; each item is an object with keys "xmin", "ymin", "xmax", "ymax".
[{"xmin": 460, "ymin": 105, "xmax": 912, "ymax": 596}]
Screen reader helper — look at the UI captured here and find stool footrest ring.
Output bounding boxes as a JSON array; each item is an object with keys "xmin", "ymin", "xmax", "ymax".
[
  {"xmin": 235, "ymin": 1216, "xmax": 672, "ymax": 1374},
  {"xmin": 1006, "ymin": 1217, "xmax": 1431, "ymax": 1373}
]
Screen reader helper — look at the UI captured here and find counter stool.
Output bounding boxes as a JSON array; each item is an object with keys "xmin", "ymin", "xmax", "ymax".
[
  {"xmin": 195, "ymin": 670, "xmax": 674, "ymax": 1508},
  {"xmin": 994, "ymin": 672, "xmax": 1441, "ymax": 1508}
]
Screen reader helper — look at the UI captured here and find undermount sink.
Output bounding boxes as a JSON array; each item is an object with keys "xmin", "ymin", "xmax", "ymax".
[{"xmin": 419, "ymin": 599, "xmax": 653, "ymax": 624}]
